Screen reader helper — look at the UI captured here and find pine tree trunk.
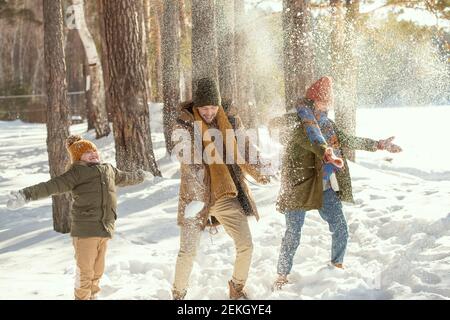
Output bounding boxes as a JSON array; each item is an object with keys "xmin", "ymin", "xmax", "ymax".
[
  {"xmin": 341, "ymin": 0, "xmax": 360, "ymax": 161},
  {"xmin": 216, "ymin": 0, "xmax": 236, "ymax": 104},
  {"xmin": 331, "ymin": 0, "xmax": 357, "ymax": 161},
  {"xmin": 84, "ymin": 59, "xmax": 96, "ymax": 130},
  {"xmin": 161, "ymin": 0, "xmax": 181, "ymax": 154},
  {"xmin": 150, "ymin": 0, "xmax": 164, "ymax": 102},
  {"xmin": 179, "ymin": 0, "xmax": 192, "ymax": 101},
  {"xmin": 85, "ymin": 63, "xmax": 110, "ymax": 138},
  {"xmin": 43, "ymin": 0, "xmax": 72, "ymax": 234},
  {"xmin": 234, "ymin": 0, "xmax": 256, "ymax": 128},
  {"xmin": 282, "ymin": 0, "xmax": 314, "ymax": 111},
  {"xmin": 101, "ymin": 0, "xmax": 161, "ymax": 176},
  {"xmin": 96, "ymin": 0, "xmax": 113, "ymax": 121},
  {"xmin": 191, "ymin": 0, "xmax": 218, "ymax": 92},
  {"xmin": 143, "ymin": 0, "xmax": 153, "ymax": 100},
  {"xmin": 69, "ymin": 0, "xmax": 110, "ymax": 139}
]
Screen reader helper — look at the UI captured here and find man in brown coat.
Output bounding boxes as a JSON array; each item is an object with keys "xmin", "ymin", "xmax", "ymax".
[{"xmin": 171, "ymin": 78, "xmax": 271, "ymax": 300}]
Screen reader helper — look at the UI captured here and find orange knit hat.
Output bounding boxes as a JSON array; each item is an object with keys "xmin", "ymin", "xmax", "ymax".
[
  {"xmin": 306, "ymin": 76, "xmax": 334, "ymax": 105},
  {"xmin": 66, "ymin": 135, "xmax": 98, "ymax": 162}
]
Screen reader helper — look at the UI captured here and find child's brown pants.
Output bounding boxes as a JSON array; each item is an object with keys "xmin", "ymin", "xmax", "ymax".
[{"xmin": 72, "ymin": 237, "xmax": 109, "ymax": 300}]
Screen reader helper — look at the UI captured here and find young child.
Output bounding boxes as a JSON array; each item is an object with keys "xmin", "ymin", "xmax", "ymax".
[{"xmin": 6, "ymin": 135, "xmax": 150, "ymax": 300}]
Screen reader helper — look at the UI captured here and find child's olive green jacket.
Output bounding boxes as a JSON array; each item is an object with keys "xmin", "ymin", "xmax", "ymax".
[{"xmin": 22, "ymin": 161, "xmax": 144, "ymax": 238}]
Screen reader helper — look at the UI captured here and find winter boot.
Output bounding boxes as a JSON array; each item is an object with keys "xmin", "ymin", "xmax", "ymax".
[
  {"xmin": 332, "ymin": 262, "xmax": 344, "ymax": 269},
  {"xmin": 172, "ymin": 288, "xmax": 187, "ymax": 300},
  {"xmin": 228, "ymin": 280, "xmax": 249, "ymax": 300},
  {"xmin": 272, "ymin": 274, "xmax": 289, "ymax": 291}
]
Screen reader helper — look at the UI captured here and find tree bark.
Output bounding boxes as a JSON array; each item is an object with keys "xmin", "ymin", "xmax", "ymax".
[
  {"xmin": 331, "ymin": 0, "xmax": 358, "ymax": 161},
  {"xmin": 101, "ymin": 0, "xmax": 161, "ymax": 176},
  {"xmin": 96, "ymin": 0, "xmax": 113, "ymax": 121},
  {"xmin": 234, "ymin": 0, "xmax": 256, "ymax": 128},
  {"xmin": 43, "ymin": 0, "xmax": 72, "ymax": 234},
  {"xmin": 282, "ymin": 0, "xmax": 314, "ymax": 111},
  {"xmin": 143, "ymin": 0, "xmax": 153, "ymax": 100},
  {"xmin": 161, "ymin": 0, "xmax": 181, "ymax": 154},
  {"xmin": 68, "ymin": 0, "xmax": 110, "ymax": 139},
  {"xmin": 341, "ymin": 0, "xmax": 360, "ymax": 161},
  {"xmin": 179, "ymin": 0, "xmax": 192, "ymax": 101},
  {"xmin": 191, "ymin": 0, "xmax": 218, "ymax": 92},
  {"xmin": 216, "ymin": 0, "xmax": 236, "ymax": 104},
  {"xmin": 150, "ymin": 0, "xmax": 163, "ymax": 102}
]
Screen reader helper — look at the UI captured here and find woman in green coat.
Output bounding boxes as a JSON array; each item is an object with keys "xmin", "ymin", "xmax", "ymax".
[{"xmin": 271, "ymin": 77, "xmax": 402, "ymax": 290}]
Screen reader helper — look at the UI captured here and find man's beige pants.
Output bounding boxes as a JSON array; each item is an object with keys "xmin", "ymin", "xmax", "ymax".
[
  {"xmin": 72, "ymin": 237, "xmax": 109, "ymax": 300},
  {"xmin": 173, "ymin": 197, "xmax": 253, "ymax": 293}
]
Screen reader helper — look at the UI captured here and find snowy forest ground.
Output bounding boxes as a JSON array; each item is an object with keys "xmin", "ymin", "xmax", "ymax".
[{"xmin": 0, "ymin": 105, "xmax": 449, "ymax": 300}]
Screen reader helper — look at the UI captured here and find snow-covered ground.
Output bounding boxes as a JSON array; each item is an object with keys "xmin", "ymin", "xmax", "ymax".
[{"xmin": 0, "ymin": 105, "xmax": 449, "ymax": 300}]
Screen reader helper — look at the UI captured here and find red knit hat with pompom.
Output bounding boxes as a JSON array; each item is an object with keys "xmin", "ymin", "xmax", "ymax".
[{"xmin": 306, "ymin": 76, "xmax": 334, "ymax": 105}]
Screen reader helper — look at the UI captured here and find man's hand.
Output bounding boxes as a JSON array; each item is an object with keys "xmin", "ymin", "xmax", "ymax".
[
  {"xmin": 324, "ymin": 147, "xmax": 344, "ymax": 169},
  {"xmin": 377, "ymin": 136, "xmax": 402, "ymax": 153},
  {"xmin": 6, "ymin": 190, "xmax": 27, "ymax": 210}
]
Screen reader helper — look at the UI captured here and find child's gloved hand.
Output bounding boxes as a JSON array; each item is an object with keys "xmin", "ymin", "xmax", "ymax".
[
  {"xmin": 6, "ymin": 190, "xmax": 28, "ymax": 210},
  {"xmin": 184, "ymin": 200, "xmax": 205, "ymax": 218}
]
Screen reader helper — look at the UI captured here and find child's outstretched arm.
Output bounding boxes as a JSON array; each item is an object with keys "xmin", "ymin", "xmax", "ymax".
[
  {"xmin": 6, "ymin": 167, "xmax": 79, "ymax": 210},
  {"xmin": 113, "ymin": 166, "xmax": 148, "ymax": 187}
]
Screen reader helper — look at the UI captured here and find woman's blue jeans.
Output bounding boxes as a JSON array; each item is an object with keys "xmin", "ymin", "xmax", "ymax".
[{"xmin": 277, "ymin": 188, "xmax": 349, "ymax": 275}]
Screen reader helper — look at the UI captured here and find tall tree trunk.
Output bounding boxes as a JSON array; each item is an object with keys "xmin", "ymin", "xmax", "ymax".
[
  {"xmin": 150, "ymin": 0, "xmax": 163, "ymax": 102},
  {"xmin": 68, "ymin": 0, "xmax": 110, "ymax": 139},
  {"xmin": 340, "ymin": 0, "xmax": 360, "ymax": 161},
  {"xmin": 191, "ymin": 0, "xmax": 218, "ymax": 92},
  {"xmin": 101, "ymin": 0, "xmax": 161, "ymax": 176},
  {"xmin": 282, "ymin": 0, "xmax": 314, "ymax": 111},
  {"xmin": 96, "ymin": 0, "xmax": 112, "ymax": 121},
  {"xmin": 143, "ymin": 0, "xmax": 153, "ymax": 100},
  {"xmin": 179, "ymin": 0, "xmax": 192, "ymax": 101},
  {"xmin": 162, "ymin": 0, "xmax": 180, "ymax": 154},
  {"xmin": 216, "ymin": 0, "xmax": 236, "ymax": 104},
  {"xmin": 331, "ymin": 0, "xmax": 357, "ymax": 161},
  {"xmin": 43, "ymin": 0, "xmax": 72, "ymax": 234},
  {"xmin": 84, "ymin": 59, "xmax": 95, "ymax": 129},
  {"xmin": 234, "ymin": 0, "xmax": 256, "ymax": 128}
]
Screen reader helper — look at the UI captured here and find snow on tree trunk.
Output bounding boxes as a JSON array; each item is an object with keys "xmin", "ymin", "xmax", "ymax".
[
  {"xmin": 43, "ymin": 0, "xmax": 72, "ymax": 234},
  {"xmin": 67, "ymin": 0, "xmax": 110, "ymax": 139},
  {"xmin": 162, "ymin": 0, "xmax": 181, "ymax": 154},
  {"xmin": 342, "ymin": 0, "xmax": 360, "ymax": 161},
  {"xmin": 191, "ymin": 0, "xmax": 218, "ymax": 92},
  {"xmin": 143, "ymin": 0, "xmax": 153, "ymax": 101},
  {"xmin": 331, "ymin": 0, "xmax": 358, "ymax": 161},
  {"xmin": 216, "ymin": 0, "xmax": 236, "ymax": 105},
  {"xmin": 234, "ymin": 0, "xmax": 257, "ymax": 128},
  {"xmin": 150, "ymin": 0, "xmax": 164, "ymax": 103},
  {"xmin": 101, "ymin": 0, "xmax": 161, "ymax": 176},
  {"xmin": 179, "ymin": 0, "xmax": 192, "ymax": 101},
  {"xmin": 282, "ymin": 0, "xmax": 314, "ymax": 111}
]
